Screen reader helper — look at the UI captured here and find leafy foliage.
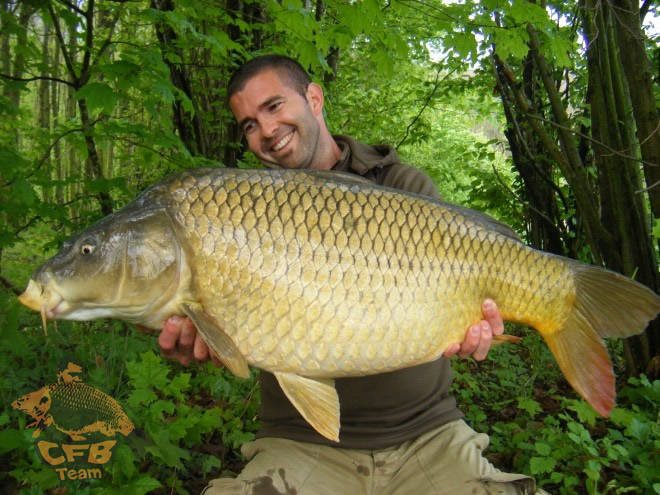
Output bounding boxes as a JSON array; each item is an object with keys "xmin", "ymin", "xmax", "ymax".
[{"xmin": 1, "ymin": 0, "xmax": 658, "ymax": 493}]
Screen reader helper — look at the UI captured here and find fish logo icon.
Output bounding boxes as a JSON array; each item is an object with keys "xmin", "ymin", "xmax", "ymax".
[{"xmin": 12, "ymin": 362, "xmax": 134, "ymax": 441}]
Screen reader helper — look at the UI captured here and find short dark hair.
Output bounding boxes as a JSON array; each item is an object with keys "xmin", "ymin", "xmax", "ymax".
[{"xmin": 227, "ymin": 55, "xmax": 312, "ymax": 104}]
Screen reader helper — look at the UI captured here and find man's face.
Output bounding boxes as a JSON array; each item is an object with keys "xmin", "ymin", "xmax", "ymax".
[{"xmin": 229, "ymin": 69, "xmax": 324, "ymax": 170}]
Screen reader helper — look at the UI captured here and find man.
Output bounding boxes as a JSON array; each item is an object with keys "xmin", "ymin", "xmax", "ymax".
[{"xmin": 158, "ymin": 55, "xmax": 540, "ymax": 494}]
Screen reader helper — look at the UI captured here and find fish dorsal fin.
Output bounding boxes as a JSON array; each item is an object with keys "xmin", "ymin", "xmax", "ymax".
[
  {"xmin": 181, "ymin": 303, "xmax": 250, "ymax": 379},
  {"xmin": 274, "ymin": 372, "xmax": 340, "ymax": 442}
]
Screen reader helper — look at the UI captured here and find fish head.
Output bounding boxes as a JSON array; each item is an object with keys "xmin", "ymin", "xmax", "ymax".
[
  {"xmin": 12, "ymin": 387, "xmax": 51, "ymax": 419},
  {"xmin": 19, "ymin": 202, "xmax": 182, "ymax": 328}
]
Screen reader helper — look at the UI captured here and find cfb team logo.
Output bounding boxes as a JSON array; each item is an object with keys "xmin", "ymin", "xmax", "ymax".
[{"xmin": 12, "ymin": 361, "xmax": 134, "ymax": 481}]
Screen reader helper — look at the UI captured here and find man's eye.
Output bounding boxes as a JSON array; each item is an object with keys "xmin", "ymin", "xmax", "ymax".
[
  {"xmin": 244, "ymin": 122, "xmax": 255, "ymax": 134},
  {"xmin": 269, "ymin": 102, "xmax": 282, "ymax": 112}
]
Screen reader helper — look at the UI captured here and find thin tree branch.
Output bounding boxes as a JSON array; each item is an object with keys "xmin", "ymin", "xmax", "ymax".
[
  {"xmin": 80, "ymin": 0, "xmax": 95, "ymax": 84},
  {"xmin": 490, "ymin": 162, "xmax": 564, "ymax": 236},
  {"xmin": 48, "ymin": 3, "xmax": 79, "ymax": 84},
  {"xmin": 640, "ymin": 0, "xmax": 651, "ymax": 22},
  {"xmin": 636, "ymin": 178, "xmax": 660, "ymax": 194},
  {"xmin": 55, "ymin": 0, "xmax": 86, "ymax": 17},
  {"xmin": 0, "ymin": 275, "xmax": 21, "ymax": 296},
  {"xmin": 397, "ymin": 66, "xmax": 457, "ymax": 149},
  {"xmin": 90, "ymin": 4, "xmax": 123, "ymax": 69},
  {"xmin": 526, "ymin": 113, "xmax": 659, "ymax": 167},
  {"xmin": 0, "ymin": 73, "xmax": 76, "ymax": 88}
]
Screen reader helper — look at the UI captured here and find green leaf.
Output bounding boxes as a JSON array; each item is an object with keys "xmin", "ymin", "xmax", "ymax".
[
  {"xmin": 114, "ymin": 442, "xmax": 138, "ymax": 479},
  {"xmin": 12, "ymin": 177, "xmax": 37, "ymax": 206},
  {"xmin": 626, "ymin": 418, "xmax": 650, "ymax": 443},
  {"xmin": 202, "ymin": 455, "xmax": 222, "ymax": 475},
  {"xmin": 529, "ymin": 456, "xmax": 557, "ymax": 474},
  {"xmin": 517, "ymin": 397, "xmax": 542, "ymax": 418},
  {"xmin": 534, "ymin": 442, "xmax": 552, "ymax": 456},
  {"xmin": 121, "ymin": 474, "xmax": 162, "ymax": 495},
  {"xmin": 76, "ymin": 82, "xmax": 118, "ymax": 114},
  {"xmin": 127, "ymin": 351, "xmax": 170, "ymax": 390},
  {"xmin": 567, "ymin": 400, "xmax": 599, "ymax": 426},
  {"xmin": 652, "ymin": 219, "xmax": 660, "ymax": 240},
  {"xmin": 147, "ymin": 429, "xmax": 191, "ymax": 466},
  {"xmin": 128, "ymin": 388, "xmax": 158, "ymax": 408},
  {"xmin": 448, "ymin": 31, "xmax": 477, "ymax": 61},
  {"xmin": 0, "ymin": 428, "xmax": 28, "ymax": 455}
]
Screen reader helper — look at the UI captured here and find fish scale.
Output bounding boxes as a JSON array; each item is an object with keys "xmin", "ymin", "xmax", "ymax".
[
  {"xmin": 165, "ymin": 170, "xmax": 567, "ymax": 375},
  {"xmin": 19, "ymin": 167, "xmax": 660, "ymax": 442}
]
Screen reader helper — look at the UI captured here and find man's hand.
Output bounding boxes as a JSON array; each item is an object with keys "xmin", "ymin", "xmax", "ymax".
[
  {"xmin": 154, "ymin": 316, "xmax": 223, "ymax": 367},
  {"xmin": 443, "ymin": 299, "xmax": 504, "ymax": 361},
  {"xmin": 150, "ymin": 300, "xmax": 502, "ymax": 366}
]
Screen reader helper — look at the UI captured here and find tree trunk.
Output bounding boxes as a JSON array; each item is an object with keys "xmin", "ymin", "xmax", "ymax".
[
  {"xmin": 52, "ymin": 34, "xmax": 64, "ymax": 205},
  {"xmin": 39, "ymin": 23, "xmax": 52, "ymax": 203},
  {"xmin": 1, "ymin": 2, "xmax": 11, "ymax": 94},
  {"xmin": 582, "ymin": 0, "xmax": 659, "ymax": 375},
  {"xmin": 151, "ymin": 0, "xmax": 209, "ymax": 158},
  {"xmin": 78, "ymin": 98, "xmax": 113, "ymax": 215},
  {"xmin": 613, "ymin": 0, "xmax": 660, "ymax": 221}
]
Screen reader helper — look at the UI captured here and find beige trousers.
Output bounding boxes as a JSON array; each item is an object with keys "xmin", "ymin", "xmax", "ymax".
[{"xmin": 203, "ymin": 419, "xmax": 545, "ymax": 495}]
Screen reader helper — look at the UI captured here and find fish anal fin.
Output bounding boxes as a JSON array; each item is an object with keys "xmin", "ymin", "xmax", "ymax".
[
  {"xmin": 181, "ymin": 303, "xmax": 250, "ymax": 379},
  {"xmin": 274, "ymin": 372, "xmax": 340, "ymax": 442},
  {"xmin": 543, "ymin": 310, "xmax": 614, "ymax": 417}
]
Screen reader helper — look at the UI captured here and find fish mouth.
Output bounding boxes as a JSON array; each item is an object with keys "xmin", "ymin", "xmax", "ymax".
[{"xmin": 19, "ymin": 279, "xmax": 65, "ymax": 335}]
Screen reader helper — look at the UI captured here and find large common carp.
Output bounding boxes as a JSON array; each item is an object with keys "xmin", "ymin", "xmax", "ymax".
[{"xmin": 19, "ymin": 168, "xmax": 660, "ymax": 441}]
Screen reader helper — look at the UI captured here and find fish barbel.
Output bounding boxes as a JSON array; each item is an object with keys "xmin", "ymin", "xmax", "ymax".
[{"xmin": 18, "ymin": 168, "xmax": 660, "ymax": 441}]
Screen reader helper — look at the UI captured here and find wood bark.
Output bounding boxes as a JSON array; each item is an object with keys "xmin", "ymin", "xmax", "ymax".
[
  {"xmin": 151, "ymin": 0, "xmax": 209, "ymax": 158},
  {"xmin": 612, "ymin": 0, "xmax": 660, "ymax": 221},
  {"xmin": 39, "ymin": 23, "xmax": 52, "ymax": 203},
  {"xmin": 581, "ymin": 0, "xmax": 659, "ymax": 375}
]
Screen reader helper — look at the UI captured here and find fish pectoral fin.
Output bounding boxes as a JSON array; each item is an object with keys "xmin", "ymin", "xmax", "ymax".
[
  {"xmin": 181, "ymin": 303, "xmax": 250, "ymax": 379},
  {"xmin": 274, "ymin": 372, "xmax": 340, "ymax": 443},
  {"xmin": 491, "ymin": 334, "xmax": 522, "ymax": 346}
]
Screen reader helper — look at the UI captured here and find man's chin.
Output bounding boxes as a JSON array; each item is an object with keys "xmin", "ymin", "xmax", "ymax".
[{"xmin": 262, "ymin": 152, "xmax": 304, "ymax": 170}]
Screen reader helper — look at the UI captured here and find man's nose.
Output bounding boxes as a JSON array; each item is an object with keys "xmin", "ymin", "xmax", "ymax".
[{"xmin": 260, "ymin": 115, "xmax": 279, "ymax": 138}]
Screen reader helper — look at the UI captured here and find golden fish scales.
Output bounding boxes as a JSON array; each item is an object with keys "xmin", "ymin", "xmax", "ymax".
[{"xmin": 166, "ymin": 170, "xmax": 571, "ymax": 378}]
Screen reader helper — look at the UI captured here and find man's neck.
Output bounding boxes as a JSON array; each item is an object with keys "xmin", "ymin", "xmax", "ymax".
[{"xmin": 313, "ymin": 131, "xmax": 342, "ymax": 171}]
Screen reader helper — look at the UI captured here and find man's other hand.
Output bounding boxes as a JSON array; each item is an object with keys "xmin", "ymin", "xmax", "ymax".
[
  {"xmin": 154, "ymin": 316, "xmax": 223, "ymax": 367},
  {"xmin": 443, "ymin": 299, "xmax": 504, "ymax": 361}
]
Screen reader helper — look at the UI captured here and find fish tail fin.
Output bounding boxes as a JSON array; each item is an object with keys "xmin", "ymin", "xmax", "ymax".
[{"xmin": 541, "ymin": 264, "xmax": 660, "ymax": 417}]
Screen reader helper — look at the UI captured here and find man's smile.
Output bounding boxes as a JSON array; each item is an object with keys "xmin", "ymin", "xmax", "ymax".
[{"xmin": 272, "ymin": 131, "xmax": 294, "ymax": 152}]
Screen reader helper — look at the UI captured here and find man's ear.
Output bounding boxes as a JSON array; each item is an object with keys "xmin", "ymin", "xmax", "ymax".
[{"xmin": 306, "ymin": 83, "xmax": 324, "ymax": 115}]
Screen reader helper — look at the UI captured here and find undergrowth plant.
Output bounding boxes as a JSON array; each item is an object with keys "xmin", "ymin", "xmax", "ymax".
[
  {"xmin": 0, "ymin": 297, "xmax": 260, "ymax": 495},
  {"xmin": 451, "ymin": 325, "xmax": 660, "ymax": 495}
]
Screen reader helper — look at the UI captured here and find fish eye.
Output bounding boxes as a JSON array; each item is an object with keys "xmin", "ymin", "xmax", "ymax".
[{"xmin": 81, "ymin": 244, "xmax": 95, "ymax": 255}]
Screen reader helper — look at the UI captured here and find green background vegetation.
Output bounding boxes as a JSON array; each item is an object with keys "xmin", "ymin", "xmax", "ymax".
[{"xmin": 1, "ymin": 0, "xmax": 659, "ymax": 493}]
